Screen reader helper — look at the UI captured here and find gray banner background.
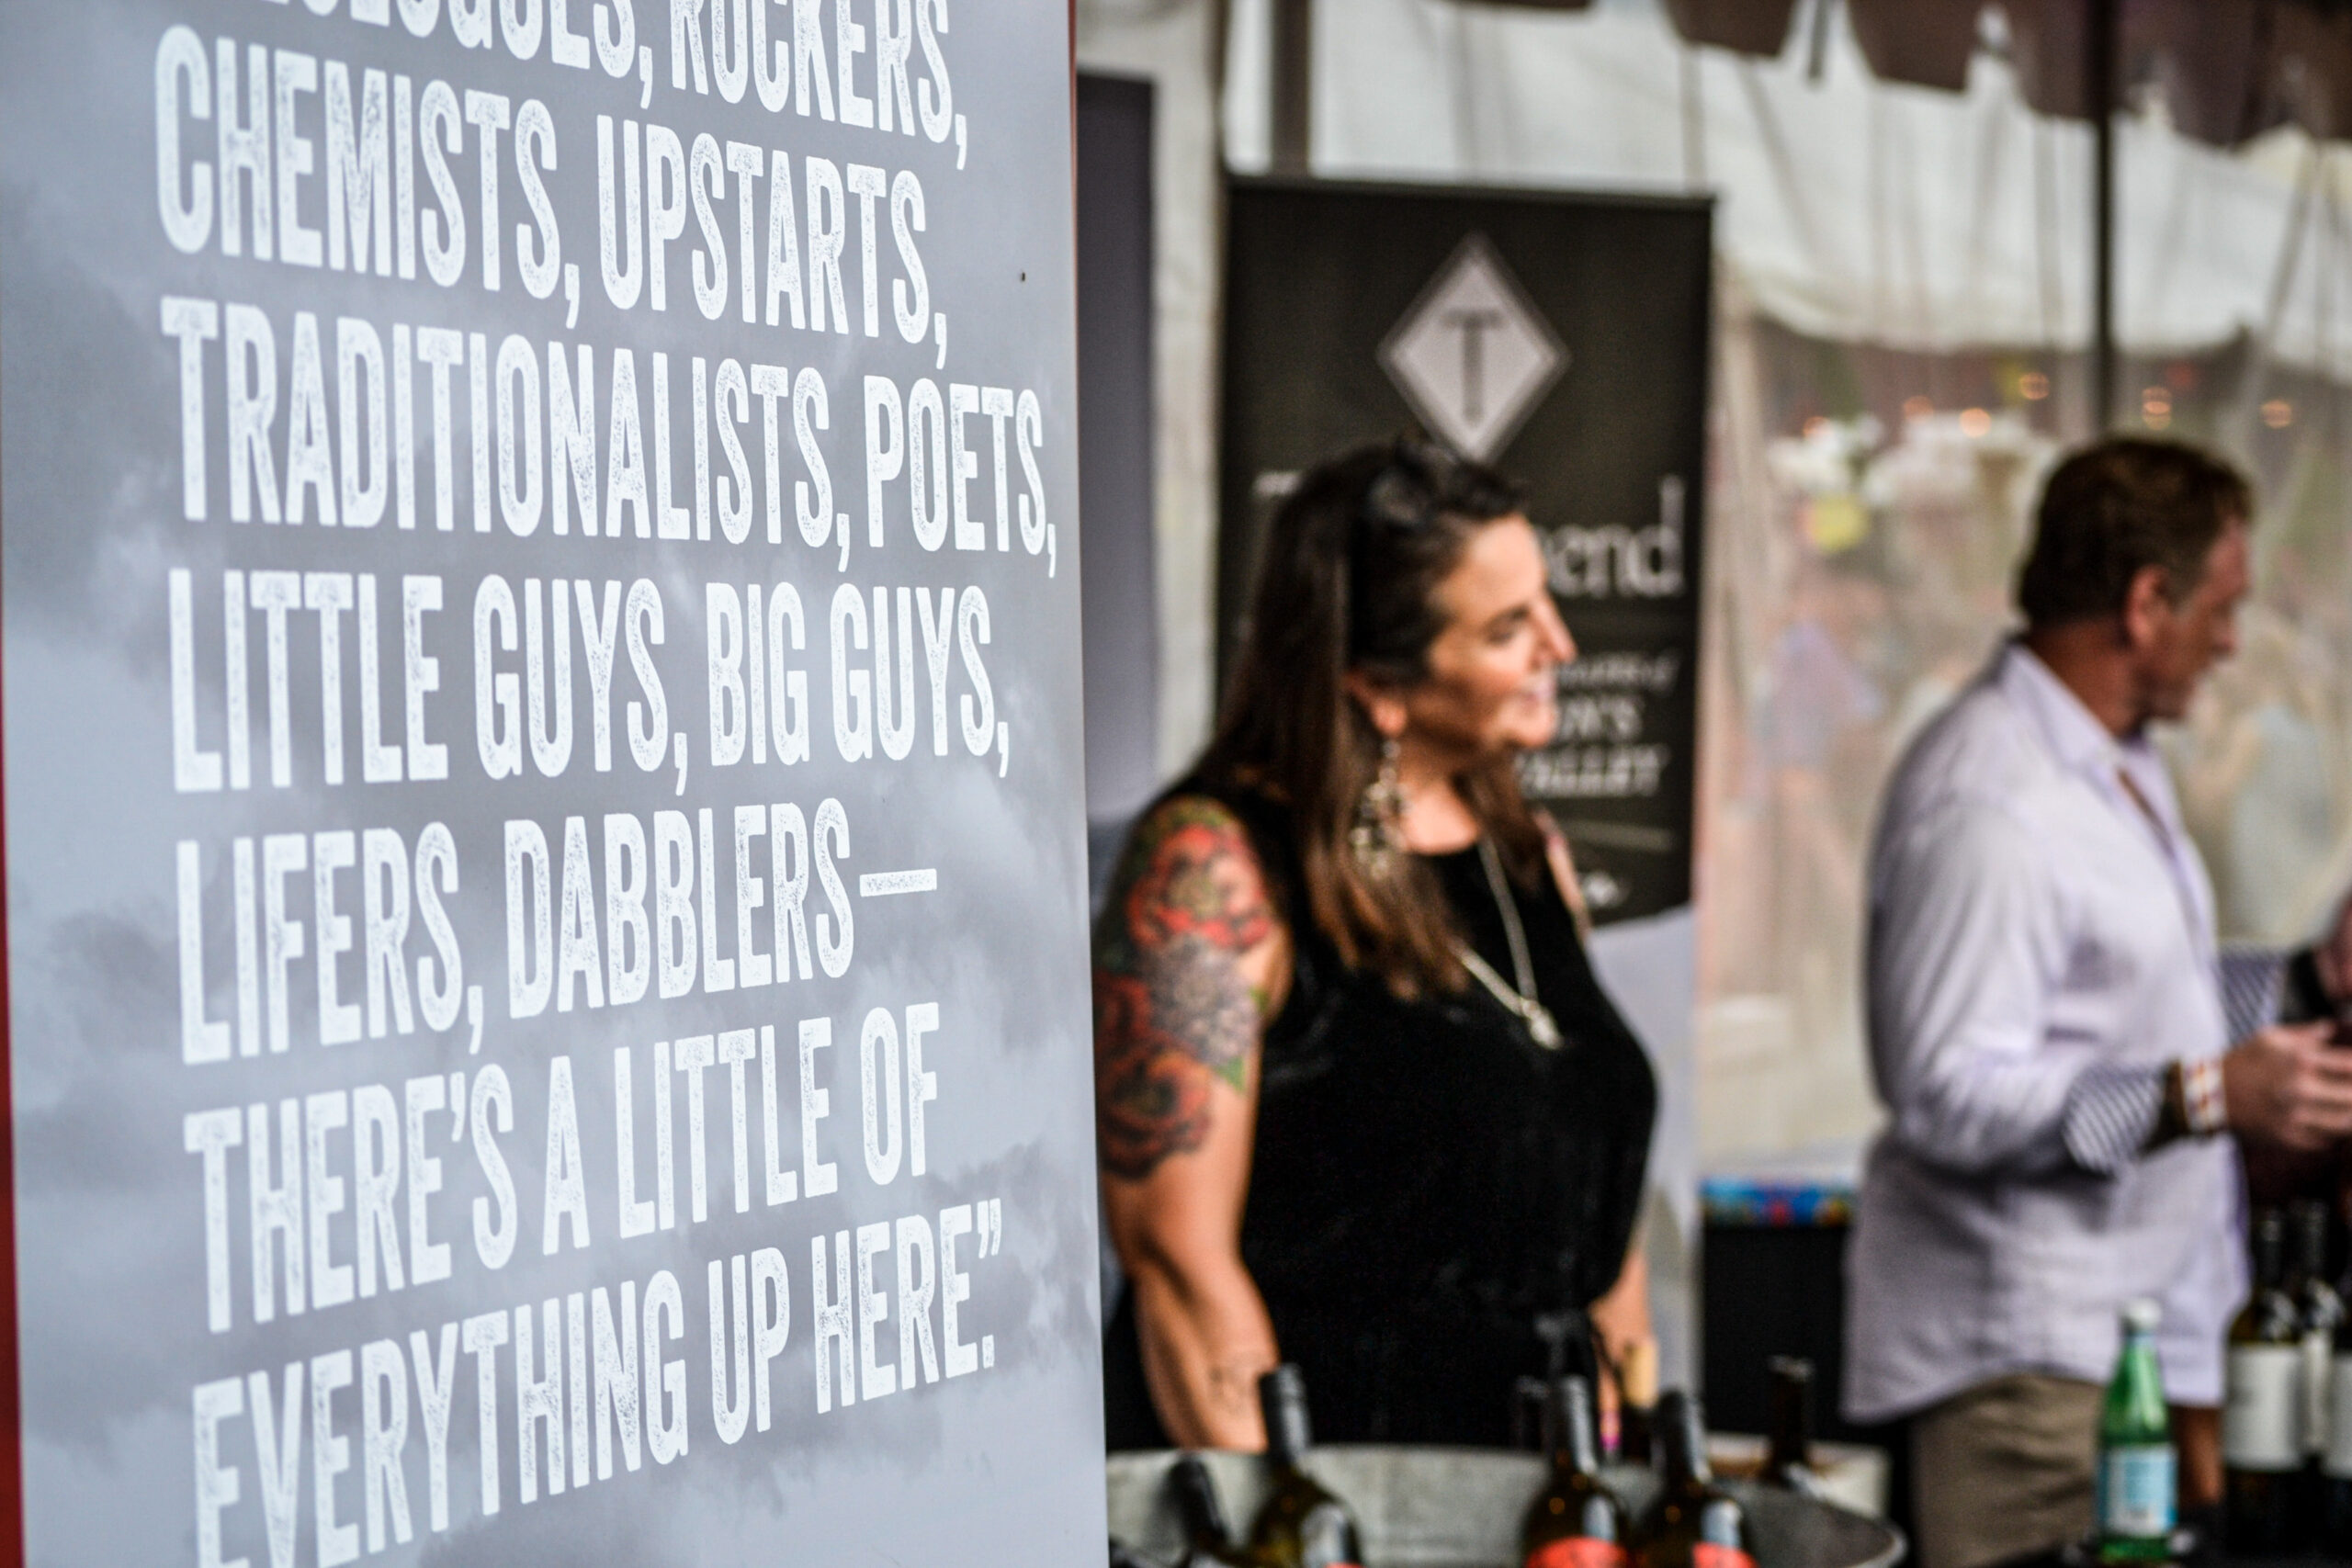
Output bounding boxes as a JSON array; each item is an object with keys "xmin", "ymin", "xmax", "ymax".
[{"xmin": 1, "ymin": 2, "xmax": 1102, "ymax": 1563}]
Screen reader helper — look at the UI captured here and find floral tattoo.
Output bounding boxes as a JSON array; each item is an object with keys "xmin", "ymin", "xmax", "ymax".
[{"xmin": 1093, "ymin": 799, "xmax": 1275, "ymax": 1180}]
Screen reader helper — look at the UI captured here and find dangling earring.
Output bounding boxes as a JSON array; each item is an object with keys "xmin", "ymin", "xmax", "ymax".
[{"xmin": 1351, "ymin": 737, "xmax": 1406, "ymax": 873}]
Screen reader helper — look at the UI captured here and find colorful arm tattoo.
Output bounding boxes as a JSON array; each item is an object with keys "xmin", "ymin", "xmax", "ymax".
[{"xmin": 1092, "ymin": 797, "xmax": 1277, "ymax": 1181}]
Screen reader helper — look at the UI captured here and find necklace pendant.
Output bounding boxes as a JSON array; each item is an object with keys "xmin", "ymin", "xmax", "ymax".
[{"xmin": 1526, "ymin": 1004, "xmax": 1563, "ymax": 1051}]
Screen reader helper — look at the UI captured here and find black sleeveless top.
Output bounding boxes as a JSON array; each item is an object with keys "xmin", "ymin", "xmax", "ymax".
[{"xmin": 1102, "ymin": 784, "xmax": 1658, "ymax": 1450}]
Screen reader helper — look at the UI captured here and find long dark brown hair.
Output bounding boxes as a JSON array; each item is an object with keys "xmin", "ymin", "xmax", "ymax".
[{"xmin": 1197, "ymin": 437, "xmax": 1550, "ymax": 998}]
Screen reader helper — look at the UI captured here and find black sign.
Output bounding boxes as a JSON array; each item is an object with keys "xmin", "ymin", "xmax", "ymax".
[{"xmin": 1220, "ymin": 178, "xmax": 1712, "ymax": 925}]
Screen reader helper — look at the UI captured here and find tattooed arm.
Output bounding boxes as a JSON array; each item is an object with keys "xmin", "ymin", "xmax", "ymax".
[{"xmin": 1095, "ymin": 795, "xmax": 1293, "ymax": 1450}]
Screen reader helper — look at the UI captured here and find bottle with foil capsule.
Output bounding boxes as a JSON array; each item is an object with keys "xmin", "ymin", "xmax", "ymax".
[
  {"xmin": 1247, "ymin": 1366, "xmax": 1364, "ymax": 1568},
  {"xmin": 1170, "ymin": 1454, "xmax": 1249, "ymax": 1568},
  {"xmin": 1521, "ymin": 1376, "xmax": 1630, "ymax": 1568},
  {"xmin": 2096, "ymin": 1298, "xmax": 2174, "ymax": 1562},
  {"xmin": 2225, "ymin": 1209, "xmax": 2302, "ymax": 1554},
  {"xmin": 1634, "ymin": 1391, "xmax": 1755, "ymax": 1568}
]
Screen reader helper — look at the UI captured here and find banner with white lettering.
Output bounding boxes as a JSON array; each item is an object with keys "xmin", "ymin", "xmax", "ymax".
[
  {"xmin": 1219, "ymin": 176, "xmax": 1711, "ymax": 1379},
  {"xmin": 0, "ymin": 4, "xmax": 1102, "ymax": 1564}
]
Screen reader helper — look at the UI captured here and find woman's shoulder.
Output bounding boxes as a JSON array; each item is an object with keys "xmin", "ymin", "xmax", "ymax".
[
  {"xmin": 1136, "ymin": 787, "xmax": 1259, "ymax": 838},
  {"xmin": 1126, "ymin": 789, "xmax": 1265, "ymax": 863},
  {"xmin": 1098, "ymin": 790, "xmax": 1292, "ymax": 952},
  {"xmin": 1131, "ymin": 775, "xmax": 1303, "ymax": 879}
]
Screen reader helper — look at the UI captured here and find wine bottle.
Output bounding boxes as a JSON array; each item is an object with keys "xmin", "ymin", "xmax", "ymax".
[
  {"xmin": 2287, "ymin": 1199, "xmax": 2344, "ymax": 1546},
  {"xmin": 2225, "ymin": 1209, "xmax": 2303, "ymax": 1555},
  {"xmin": 1248, "ymin": 1366, "xmax": 1364, "ymax": 1568},
  {"xmin": 1634, "ymin": 1391, "xmax": 1755, "ymax": 1568},
  {"xmin": 1761, "ymin": 1358, "xmax": 1825, "ymax": 1497},
  {"xmin": 2323, "ymin": 1211, "xmax": 2352, "ymax": 1556},
  {"xmin": 1170, "ymin": 1454, "xmax": 1246, "ymax": 1568},
  {"xmin": 1521, "ymin": 1377, "xmax": 1630, "ymax": 1568},
  {"xmin": 2096, "ymin": 1298, "xmax": 2174, "ymax": 1563}
]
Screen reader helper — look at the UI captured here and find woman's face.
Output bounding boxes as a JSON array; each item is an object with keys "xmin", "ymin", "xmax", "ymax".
[{"xmin": 1396, "ymin": 514, "xmax": 1576, "ymax": 763}]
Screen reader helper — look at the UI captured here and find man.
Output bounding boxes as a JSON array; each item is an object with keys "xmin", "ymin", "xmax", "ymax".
[{"xmin": 1844, "ymin": 438, "xmax": 2352, "ymax": 1568}]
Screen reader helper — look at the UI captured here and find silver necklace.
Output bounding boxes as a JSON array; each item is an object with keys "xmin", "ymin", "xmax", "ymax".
[{"xmin": 1460, "ymin": 838, "xmax": 1564, "ymax": 1049}]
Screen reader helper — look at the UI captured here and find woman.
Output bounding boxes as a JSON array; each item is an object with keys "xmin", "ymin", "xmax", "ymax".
[{"xmin": 1095, "ymin": 438, "xmax": 1658, "ymax": 1450}]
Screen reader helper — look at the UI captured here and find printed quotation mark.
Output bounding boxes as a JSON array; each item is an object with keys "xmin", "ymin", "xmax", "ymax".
[
  {"xmin": 976, "ymin": 1197, "xmax": 1003, "ymax": 1369},
  {"xmin": 975, "ymin": 1197, "xmax": 1004, "ymax": 1258}
]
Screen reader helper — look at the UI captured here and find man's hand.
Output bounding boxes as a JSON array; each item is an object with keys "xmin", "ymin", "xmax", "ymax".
[{"xmin": 2223, "ymin": 1022, "xmax": 2352, "ymax": 1151}]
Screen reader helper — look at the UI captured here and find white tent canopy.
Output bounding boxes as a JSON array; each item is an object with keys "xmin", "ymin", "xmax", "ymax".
[{"xmin": 1224, "ymin": 0, "xmax": 2352, "ymax": 382}]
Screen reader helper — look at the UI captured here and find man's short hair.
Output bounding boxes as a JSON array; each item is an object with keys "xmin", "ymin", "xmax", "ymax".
[{"xmin": 2015, "ymin": 437, "xmax": 2252, "ymax": 629}]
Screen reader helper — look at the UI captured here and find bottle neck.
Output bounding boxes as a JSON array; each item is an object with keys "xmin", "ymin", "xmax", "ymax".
[
  {"xmin": 2255, "ymin": 1219, "xmax": 2287, "ymax": 1293},
  {"xmin": 2286, "ymin": 1252, "xmax": 2315, "ymax": 1297},
  {"xmin": 1552, "ymin": 1379, "xmax": 1602, "ymax": 1477},
  {"xmin": 2117, "ymin": 1325, "xmax": 2165, "ymax": 1381},
  {"xmin": 1766, "ymin": 1367, "xmax": 1813, "ymax": 1472},
  {"xmin": 1657, "ymin": 1394, "xmax": 1711, "ymax": 1486},
  {"xmin": 2290, "ymin": 1211, "xmax": 2328, "ymax": 1295},
  {"xmin": 1262, "ymin": 1382, "xmax": 1312, "ymax": 1466}
]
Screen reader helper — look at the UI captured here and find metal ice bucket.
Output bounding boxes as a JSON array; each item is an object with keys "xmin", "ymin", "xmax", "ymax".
[{"xmin": 1106, "ymin": 1447, "xmax": 1905, "ymax": 1568}]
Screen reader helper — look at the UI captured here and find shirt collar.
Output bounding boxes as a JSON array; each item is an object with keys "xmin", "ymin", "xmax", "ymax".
[
  {"xmin": 1996, "ymin": 639, "xmax": 2190, "ymax": 852},
  {"xmin": 1997, "ymin": 639, "xmax": 2133, "ymax": 782}
]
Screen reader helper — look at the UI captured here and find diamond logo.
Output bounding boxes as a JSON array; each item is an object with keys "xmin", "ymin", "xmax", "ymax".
[{"xmin": 1379, "ymin": 234, "xmax": 1567, "ymax": 464}]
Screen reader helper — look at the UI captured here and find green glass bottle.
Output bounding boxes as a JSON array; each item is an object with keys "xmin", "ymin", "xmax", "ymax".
[
  {"xmin": 1248, "ymin": 1366, "xmax": 1364, "ymax": 1568},
  {"xmin": 2097, "ymin": 1298, "xmax": 2175, "ymax": 1562}
]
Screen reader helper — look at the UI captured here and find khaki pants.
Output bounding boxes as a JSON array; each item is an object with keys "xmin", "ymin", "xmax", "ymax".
[{"xmin": 1910, "ymin": 1374, "xmax": 2104, "ymax": 1568}]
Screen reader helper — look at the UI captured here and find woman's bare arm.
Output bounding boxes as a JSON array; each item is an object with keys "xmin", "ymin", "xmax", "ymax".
[
  {"xmin": 1095, "ymin": 797, "xmax": 1292, "ymax": 1449},
  {"xmin": 1589, "ymin": 1241, "xmax": 1655, "ymax": 1421}
]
